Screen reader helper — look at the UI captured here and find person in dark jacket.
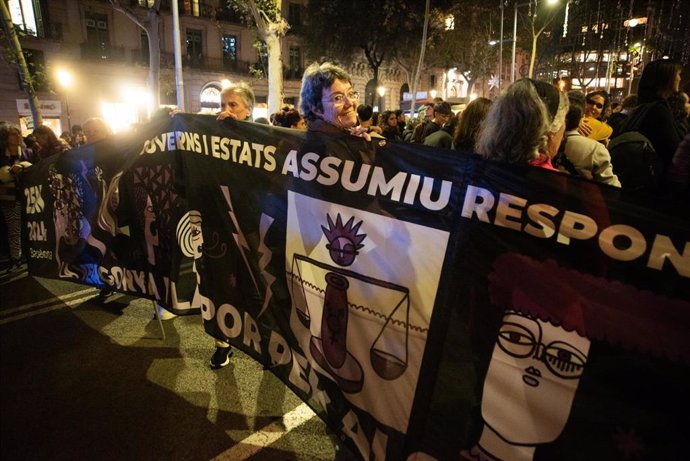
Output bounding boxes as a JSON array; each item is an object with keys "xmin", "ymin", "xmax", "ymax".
[{"xmin": 620, "ymin": 60, "xmax": 683, "ymax": 187}]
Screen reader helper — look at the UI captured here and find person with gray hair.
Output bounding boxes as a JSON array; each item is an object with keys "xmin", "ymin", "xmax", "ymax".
[
  {"xmin": 83, "ymin": 117, "xmax": 113, "ymax": 144},
  {"xmin": 477, "ymin": 79, "xmax": 569, "ymax": 170},
  {"xmin": 217, "ymin": 81, "xmax": 255, "ymax": 122},
  {"xmin": 299, "ymin": 62, "xmax": 370, "ymax": 139}
]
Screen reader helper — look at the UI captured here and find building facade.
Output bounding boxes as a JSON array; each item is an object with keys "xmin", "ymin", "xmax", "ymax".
[{"xmin": 1, "ymin": 0, "xmax": 443, "ymax": 135}]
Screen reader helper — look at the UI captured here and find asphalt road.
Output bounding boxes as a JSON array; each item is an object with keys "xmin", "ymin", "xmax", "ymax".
[{"xmin": 0, "ymin": 265, "xmax": 358, "ymax": 461}]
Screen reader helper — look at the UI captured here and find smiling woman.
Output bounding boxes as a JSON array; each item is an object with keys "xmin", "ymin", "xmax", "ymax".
[{"xmin": 300, "ymin": 62, "xmax": 362, "ymax": 131}]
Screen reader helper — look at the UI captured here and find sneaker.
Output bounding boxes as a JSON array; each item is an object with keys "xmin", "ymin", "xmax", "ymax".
[
  {"xmin": 210, "ymin": 346, "xmax": 233, "ymax": 370},
  {"xmin": 98, "ymin": 287, "xmax": 115, "ymax": 300}
]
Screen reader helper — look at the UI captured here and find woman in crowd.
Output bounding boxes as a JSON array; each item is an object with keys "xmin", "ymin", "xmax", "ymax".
[
  {"xmin": 32, "ymin": 125, "xmax": 70, "ymax": 160},
  {"xmin": 619, "ymin": 59, "xmax": 683, "ymax": 186},
  {"xmin": 476, "ymin": 79, "xmax": 568, "ymax": 171},
  {"xmin": 300, "ymin": 62, "xmax": 370, "ymax": 141},
  {"xmin": 453, "ymin": 97, "xmax": 492, "ymax": 152},
  {"xmin": 0, "ymin": 123, "xmax": 32, "ymax": 272},
  {"xmin": 580, "ymin": 90, "xmax": 613, "ymax": 144},
  {"xmin": 379, "ymin": 110, "xmax": 402, "ymax": 141}
]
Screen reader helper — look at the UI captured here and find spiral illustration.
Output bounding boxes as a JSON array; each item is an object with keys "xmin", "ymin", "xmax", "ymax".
[{"xmin": 176, "ymin": 210, "xmax": 202, "ymax": 257}]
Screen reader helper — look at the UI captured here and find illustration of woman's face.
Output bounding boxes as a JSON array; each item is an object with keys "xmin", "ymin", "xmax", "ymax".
[
  {"xmin": 190, "ymin": 222, "xmax": 203, "ymax": 259},
  {"xmin": 481, "ymin": 310, "xmax": 590, "ymax": 445},
  {"xmin": 144, "ymin": 196, "xmax": 157, "ymax": 238}
]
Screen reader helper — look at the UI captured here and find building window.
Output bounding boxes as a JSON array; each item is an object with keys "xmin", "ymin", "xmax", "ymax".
[
  {"xmin": 140, "ymin": 32, "xmax": 149, "ymax": 65},
  {"xmin": 255, "ymin": 40, "xmax": 268, "ymax": 75},
  {"xmin": 17, "ymin": 48, "xmax": 48, "ymax": 91},
  {"xmin": 85, "ymin": 13, "xmax": 111, "ymax": 60},
  {"xmin": 288, "ymin": 3, "xmax": 301, "ymax": 27},
  {"xmin": 8, "ymin": 0, "xmax": 45, "ymax": 37},
  {"xmin": 222, "ymin": 34, "xmax": 238, "ymax": 67},
  {"xmin": 186, "ymin": 29, "xmax": 203, "ymax": 68},
  {"xmin": 183, "ymin": 0, "xmax": 200, "ymax": 17},
  {"xmin": 445, "ymin": 14, "xmax": 455, "ymax": 31},
  {"xmin": 430, "ymin": 74, "xmax": 437, "ymax": 89},
  {"xmin": 288, "ymin": 46, "xmax": 301, "ymax": 79}
]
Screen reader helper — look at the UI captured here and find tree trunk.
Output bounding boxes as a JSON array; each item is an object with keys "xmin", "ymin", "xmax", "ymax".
[
  {"xmin": 265, "ymin": 32, "xmax": 283, "ymax": 115},
  {"xmin": 0, "ymin": 1, "xmax": 43, "ymax": 126},
  {"xmin": 410, "ymin": 0, "xmax": 431, "ymax": 118},
  {"xmin": 528, "ymin": 33, "xmax": 539, "ymax": 78}
]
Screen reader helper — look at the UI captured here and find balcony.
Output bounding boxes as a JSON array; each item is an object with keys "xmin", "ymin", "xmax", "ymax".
[
  {"xmin": 80, "ymin": 43, "xmax": 127, "ymax": 62},
  {"xmin": 159, "ymin": 52, "xmax": 251, "ymax": 74}
]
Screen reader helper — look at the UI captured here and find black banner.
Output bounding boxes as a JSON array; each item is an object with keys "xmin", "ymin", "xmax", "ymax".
[{"xmin": 23, "ymin": 114, "xmax": 690, "ymax": 460}]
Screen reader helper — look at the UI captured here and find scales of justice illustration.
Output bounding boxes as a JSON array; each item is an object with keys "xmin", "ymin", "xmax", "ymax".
[{"xmin": 290, "ymin": 213, "xmax": 412, "ymax": 394}]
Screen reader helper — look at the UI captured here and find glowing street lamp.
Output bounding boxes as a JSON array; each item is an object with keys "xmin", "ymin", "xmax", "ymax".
[
  {"xmin": 429, "ymin": 89, "xmax": 437, "ymax": 100},
  {"xmin": 56, "ymin": 68, "xmax": 73, "ymax": 132},
  {"xmin": 377, "ymin": 85, "xmax": 386, "ymax": 111}
]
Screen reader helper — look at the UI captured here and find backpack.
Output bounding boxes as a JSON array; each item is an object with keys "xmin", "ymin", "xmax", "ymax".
[
  {"xmin": 609, "ymin": 102, "xmax": 659, "ymax": 191},
  {"xmin": 607, "ymin": 131, "xmax": 656, "ymax": 191}
]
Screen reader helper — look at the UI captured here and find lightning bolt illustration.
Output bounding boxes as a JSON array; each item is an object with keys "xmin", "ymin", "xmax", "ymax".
[
  {"xmin": 256, "ymin": 213, "xmax": 276, "ymax": 318},
  {"xmin": 220, "ymin": 186, "xmax": 260, "ymax": 293}
]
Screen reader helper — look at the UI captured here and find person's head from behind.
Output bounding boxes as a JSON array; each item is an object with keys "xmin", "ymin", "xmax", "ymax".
[
  {"xmin": 357, "ymin": 104, "xmax": 374, "ymax": 125},
  {"xmin": 584, "ymin": 90, "xmax": 610, "ymax": 120},
  {"xmin": 432, "ymin": 102, "xmax": 453, "ymax": 126},
  {"xmin": 83, "ymin": 118, "xmax": 113, "ymax": 144},
  {"xmin": 453, "ymin": 97, "xmax": 492, "ymax": 152},
  {"xmin": 620, "ymin": 94, "xmax": 638, "ymax": 113},
  {"xmin": 565, "ymin": 91, "xmax": 586, "ymax": 131},
  {"xmin": 274, "ymin": 108, "xmax": 306, "ymax": 130},
  {"xmin": 477, "ymin": 79, "xmax": 568, "ymax": 164},
  {"xmin": 300, "ymin": 62, "xmax": 358, "ymax": 129},
  {"xmin": 220, "ymin": 81, "xmax": 255, "ymax": 121},
  {"xmin": 638, "ymin": 59, "xmax": 682, "ymax": 103}
]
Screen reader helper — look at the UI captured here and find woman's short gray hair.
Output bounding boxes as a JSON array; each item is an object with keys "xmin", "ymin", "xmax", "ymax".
[
  {"xmin": 220, "ymin": 81, "xmax": 255, "ymax": 113},
  {"xmin": 299, "ymin": 62, "xmax": 353, "ymax": 121},
  {"xmin": 477, "ymin": 79, "xmax": 568, "ymax": 164}
]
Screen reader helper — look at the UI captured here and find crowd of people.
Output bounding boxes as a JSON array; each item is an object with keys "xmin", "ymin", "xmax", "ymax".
[
  {"xmin": 0, "ymin": 117, "xmax": 112, "ymax": 273},
  {"xmin": 1, "ymin": 59, "xmax": 688, "ymax": 369}
]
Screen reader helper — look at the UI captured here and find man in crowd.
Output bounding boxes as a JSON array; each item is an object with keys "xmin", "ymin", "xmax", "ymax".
[{"xmin": 217, "ymin": 82, "xmax": 255, "ymax": 122}]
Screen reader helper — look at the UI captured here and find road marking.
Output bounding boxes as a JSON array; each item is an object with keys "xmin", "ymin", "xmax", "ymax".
[
  {"xmin": 1, "ymin": 287, "xmax": 98, "ymax": 316},
  {"xmin": 0, "ymin": 292, "xmax": 99, "ymax": 325},
  {"xmin": 0, "ymin": 269, "xmax": 29, "ymax": 285},
  {"xmin": 211, "ymin": 402, "xmax": 316, "ymax": 460}
]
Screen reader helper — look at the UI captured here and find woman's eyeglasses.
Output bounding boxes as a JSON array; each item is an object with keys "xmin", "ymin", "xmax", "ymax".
[
  {"xmin": 586, "ymin": 99, "xmax": 604, "ymax": 109},
  {"xmin": 326, "ymin": 91, "xmax": 360, "ymax": 105}
]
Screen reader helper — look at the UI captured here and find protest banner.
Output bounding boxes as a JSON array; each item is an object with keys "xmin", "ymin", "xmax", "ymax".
[{"xmin": 23, "ymin": 114, "xmax": 690, "ymax": 460}]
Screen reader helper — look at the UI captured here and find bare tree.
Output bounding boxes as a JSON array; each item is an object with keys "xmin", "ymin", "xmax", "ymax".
[
  {"xmin": 427, "ymin": 4, "xmax": 498, "ymax": 96},
  {"xmin": 229, "ymin": 0, "xmax": 289, "ymax": 115},
  {"xmin": 108, "ymin": 0, "xmax": 162, "ymax": 112},
  {"xmin": 520, "ymin": 1, "xmax": 566, "ymax": 78},
  {"xmin": 0, "ymin": 0, "xmax": 43, "ymax": 125}
]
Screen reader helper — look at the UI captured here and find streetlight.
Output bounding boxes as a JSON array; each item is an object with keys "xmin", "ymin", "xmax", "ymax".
[
  {"xmin": 56, "ymin": 68, "xmax": 73, "ymax": 132},
  {"xmin": 377, "ymin": 85, "xmax": 386, "ymax": 111},
  {"xmin": 510, "ymin": 0, "xmax": 560, "ymax": 83},
  {"xmin": 429, "ymin": 89, "xmax": 437, "ymax": 100}
]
